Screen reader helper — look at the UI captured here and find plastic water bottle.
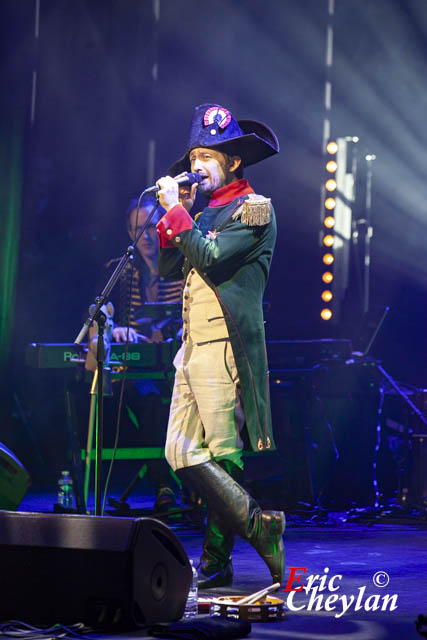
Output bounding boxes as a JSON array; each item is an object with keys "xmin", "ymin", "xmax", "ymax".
[
  {"xmin": 57, "ymin": 470, "xmax": 74, "ymax": 509},
  {"xmin": 183, "ymin": 559, "xmax": 198, "ymax": 618}
]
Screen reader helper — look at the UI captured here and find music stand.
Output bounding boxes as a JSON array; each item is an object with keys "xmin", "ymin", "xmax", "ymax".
[{"xmin": 345, "ymin": 307, "xmax": 427, "ymax": 520}]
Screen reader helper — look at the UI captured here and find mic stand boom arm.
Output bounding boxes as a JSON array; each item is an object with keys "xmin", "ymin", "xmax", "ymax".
[{"xmin": 74, "ymin": 197, "xmax": 161, "ymax": 516}]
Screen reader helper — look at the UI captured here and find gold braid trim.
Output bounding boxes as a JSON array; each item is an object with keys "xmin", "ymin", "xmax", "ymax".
[{"xmin": 231, "ymin": 193, "xmax": 271, "ymax": 226}]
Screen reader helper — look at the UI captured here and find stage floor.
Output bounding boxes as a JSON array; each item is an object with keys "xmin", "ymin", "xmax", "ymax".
[{"xmin": 6, "ymin": 485, "xmax": 427, "ymax": 640}]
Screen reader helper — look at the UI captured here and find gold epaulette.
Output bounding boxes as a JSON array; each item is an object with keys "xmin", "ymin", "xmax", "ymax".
[
  {"xmin": 231, "ymin": 193, "xmax": 271, "ymax": 226},
  {"xmin": 194, "ymin": 211, "xmax": 203, "ymax": 222}
]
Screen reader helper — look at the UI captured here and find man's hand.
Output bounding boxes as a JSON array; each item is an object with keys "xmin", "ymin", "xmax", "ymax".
[
  {"xmin": 176, "ymin": 172, "xmax": 198, "ymax": 213},
  {"xmin": 157, "ymin": 174, "xmax": 198, "ymax": 213},
  {"xmin": 112, "ymin": 326, "xmax": 138, "ymax": 343},
  {"xmin": 156, "ymin": 176, "xmax": 180, "ymax": 211},
  {"xmin": 149, "ymin": 328, "xmax": 164, "ymax": 343}
]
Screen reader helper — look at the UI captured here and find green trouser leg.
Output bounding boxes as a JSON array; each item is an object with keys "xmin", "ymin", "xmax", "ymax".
[
  {"xmin": 198, "ymin": 459, "xmax": 244, "ymax": 589},
  {"xmin": 176, "ymin": 460, "xmax": 285, "ymax": 585}
]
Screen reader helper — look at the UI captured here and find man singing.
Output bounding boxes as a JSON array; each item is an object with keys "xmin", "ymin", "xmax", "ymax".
[{"xmin": 155, "ymin": 103, "xmax": 284, "ymax": 589}]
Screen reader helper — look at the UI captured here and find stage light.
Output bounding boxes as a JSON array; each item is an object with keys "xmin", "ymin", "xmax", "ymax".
[
  {"xmin": 321, "ymin": 290, "xmax": 333, "ymax": 302},
  {"xmin": 325, "ymin": 178, "xmax": 337, "ymax": 191},
  {"xmin": 326, "ymin": 141, "xmax": 338, "ymax": 154},
  {"xmin": 326, "ymin": 160, "xmax": 337, "ymax": 172},
  {"xmin": 323, "ymin": 234, "xmax": 334, "ymax": 247},
  {"xmin": 323, "ymin": 253, "xmax": 334, "ymax": 265},
  {"xmin": 322, "ymin": 271, "xmax": 333, "ymax": 283},
  {"xmin": 324, "ymin": 216, "xmax": 335, "ymax": 228},
  {"xmin": 325, "ymin": 197, "xmax": 336, "ymax": 210},
  {"xmin": 321, "ymin": 308, "xmax": 332, "ymax": 320}
]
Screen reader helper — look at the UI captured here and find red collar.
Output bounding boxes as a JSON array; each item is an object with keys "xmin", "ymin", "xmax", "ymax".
[{"xmin": 208, "ymin": 179, "xmax": 254, "ymax": 207}]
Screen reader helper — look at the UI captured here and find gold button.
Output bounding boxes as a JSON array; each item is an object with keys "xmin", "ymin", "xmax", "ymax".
[
  {"xmin": 175, "ymin": 236, "xmax": 181, "ymax": 243},
  {"xmin": 166, "ymin": 229, "xmax": 172, "ymax": 236}
]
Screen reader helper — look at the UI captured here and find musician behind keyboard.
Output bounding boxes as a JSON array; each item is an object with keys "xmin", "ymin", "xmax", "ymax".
[{"xmin": 85, "ymin": 193, "xmax": 184, "ymax": 513}]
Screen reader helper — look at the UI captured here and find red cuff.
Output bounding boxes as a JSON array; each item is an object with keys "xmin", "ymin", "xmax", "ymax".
[
  {"xmin": 156, "ymin": 204, "xmax": 194, "ymax": 247},
  {"xmin": 157, "ymin": 228, "xmax": 175, "ymax": 248}
]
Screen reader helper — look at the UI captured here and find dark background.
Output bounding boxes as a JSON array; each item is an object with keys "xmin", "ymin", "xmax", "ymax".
[{"xmin": 1, "ymin": 0, "xmax": 427, "ymax": 496}]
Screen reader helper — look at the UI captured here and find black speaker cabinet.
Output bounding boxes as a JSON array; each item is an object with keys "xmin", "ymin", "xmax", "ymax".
[
  {"xmin": 0, "ymin": 511, "xmax": 191, "ymax": 628},
  {"xmin": 0, "ymin": 442, "xmax": 30, "ymax": 509}
]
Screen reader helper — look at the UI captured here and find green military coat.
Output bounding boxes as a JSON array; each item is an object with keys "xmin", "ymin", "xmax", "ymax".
[{"xmin": 158, "ymin": 190, "xmax": 277, "ymax": 452}]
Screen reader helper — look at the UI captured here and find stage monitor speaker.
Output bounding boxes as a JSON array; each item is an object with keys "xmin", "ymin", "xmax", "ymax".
[
  {"xmin": 0, "ymin": 511, "xmax": 191, "ymax": 628},
  {"xmin": 0, "ymin": 442, "xmax": 30, "ymax": 509}
]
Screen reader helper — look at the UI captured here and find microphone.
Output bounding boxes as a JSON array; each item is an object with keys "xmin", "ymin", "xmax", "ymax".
[{"xmin": 143, "ymin": 172, "xmax": 203, "ymax": 194}]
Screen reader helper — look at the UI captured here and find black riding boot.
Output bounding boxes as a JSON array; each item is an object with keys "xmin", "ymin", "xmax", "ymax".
[
  {"xmin": 176, "ymin": 460, "xmax": 285, "ymax": 585},
  {"xmin": 198, "ymin": 459, "xmax": 243, "ymax": 589}
]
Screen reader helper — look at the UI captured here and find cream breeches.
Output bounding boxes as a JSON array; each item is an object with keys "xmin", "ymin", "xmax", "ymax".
[{"xmin": 165, "ymin": 340, "xmax": 245, "ymax": 471}]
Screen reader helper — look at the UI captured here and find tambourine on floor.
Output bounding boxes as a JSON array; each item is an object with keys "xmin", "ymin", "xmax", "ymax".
[{"xmin": 210, "ymin": 594, "xmax": 285, "ymax": 622}]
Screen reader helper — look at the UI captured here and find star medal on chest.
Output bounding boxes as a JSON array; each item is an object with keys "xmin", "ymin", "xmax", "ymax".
[{"xmin": 206, "ymin": 229, "xmax": 219, "ymax": 241}]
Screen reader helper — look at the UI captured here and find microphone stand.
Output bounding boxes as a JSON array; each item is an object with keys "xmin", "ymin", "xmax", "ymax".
[{"xmin": 74, "ymin": 197, "xmax": 162, "ymax": 516}]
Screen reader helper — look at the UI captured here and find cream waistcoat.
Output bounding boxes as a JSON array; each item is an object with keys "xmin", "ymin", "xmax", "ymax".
[{"xmin": 182, "ymin": 268, "xmax": 229, "ymax": 344}]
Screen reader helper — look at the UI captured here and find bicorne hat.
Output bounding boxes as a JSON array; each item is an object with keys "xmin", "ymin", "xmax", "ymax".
[{"xmin": 168, "ymin": 103, "xmax": 279, "ymax": 176}]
